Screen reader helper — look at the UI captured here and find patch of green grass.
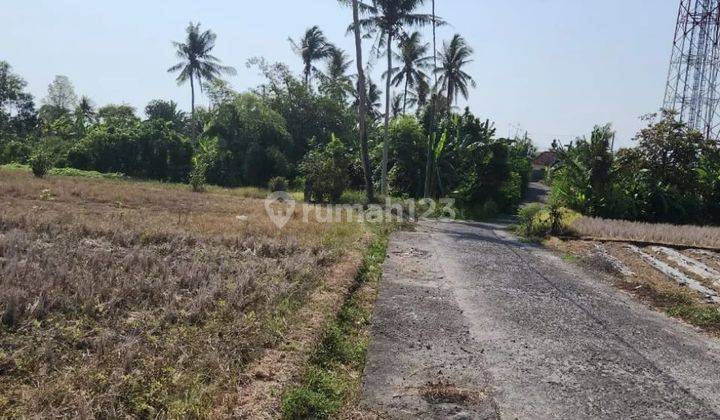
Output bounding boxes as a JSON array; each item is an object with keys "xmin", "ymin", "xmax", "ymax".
[
  {"xmin": 667, "ymin": 305, "xmax": 720, "ymax": 330},
  {"xmin": 1, "ymin": 164, "xmax": 125, "ymax": 179},
  {"xmin": 281, "ymin": 224, "xmax": 392, "ymax": 420}
]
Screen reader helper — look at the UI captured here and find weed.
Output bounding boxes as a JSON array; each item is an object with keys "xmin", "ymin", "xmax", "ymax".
[
  {"xmin": 667, "ymin": 305, "xmax": 720, "ymax": 331},
  {"xmin": 29, "ymin": 152, "xmax": 51, "ymax": 178},
  {"xmin": 281, "ymin": 225, "xmax": 392, "ymax": 419}
]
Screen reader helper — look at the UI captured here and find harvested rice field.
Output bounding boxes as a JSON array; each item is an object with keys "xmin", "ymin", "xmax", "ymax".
[
  {"xmin": 549, "ymin": 236, "xmax": 720, "ymax": 335},
  {"xmin": 0, "ymin": 168, "xmax": 370, "ymax": 417}
]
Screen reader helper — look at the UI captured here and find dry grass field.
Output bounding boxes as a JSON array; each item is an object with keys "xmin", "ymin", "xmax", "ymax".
[
  {"xmin": 0, "ymin": 168, "xmax": 367, "ymax": 417},
  {"xmin": 570, "ymin": 216, "xmax": 720, "ymax": 250}
]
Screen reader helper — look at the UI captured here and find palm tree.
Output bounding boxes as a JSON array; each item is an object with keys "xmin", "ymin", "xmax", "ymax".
[
  {"xmin": 406, "ymin": 76, "xmax": 429, "ymax": 110},
  {"xmin": 289, "ymin": 26, "xmax": 332, "ymax": 87},
  {"xmin": 388, "ymin": 31, "xmax": 431, "ymax": 114},
  {"xmin": 168, "ymin": 22, "xmax": 236, "ymax": 127},
  {"xmin": 357, "ymin": 0, "xmax": 436, "ymax": 195},
  {"xmin": 74, "ymin": 96, "xmax": 96, "ymax": 126},
  {"xmin": 391, "ymin": 93, "xmax": 403, "ymax": 118},
  {"xmin": 353, "ymin": 76, "xmax": 383, "ymax": 120},
  {"xmin": 347, "ymin": 0, "xmax": 374, "ymax": 202},
  {"xmin": 424, "ymin": 0, "xmax": 438, "ymax": 198},
  {"xmin": 436, "ymin": 34, "xmax": 476, "ymax": 109},
  {"xmin": 320, "ymin": 46, "xmax": 354, "ymax": 101}
]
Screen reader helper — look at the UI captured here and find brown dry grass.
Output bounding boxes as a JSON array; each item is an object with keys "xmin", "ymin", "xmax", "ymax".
[
  {"xmin": 570, "ymin": 216, "xmax": 720, "ymax": 250},
  {"xmin": 0, "ymin": 169, "xmax": 365, "ymax": 418}
]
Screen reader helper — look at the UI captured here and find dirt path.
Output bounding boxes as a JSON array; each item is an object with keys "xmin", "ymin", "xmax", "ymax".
[{"xmin": 361, "ymin": 220, "xmax": 720, "ymax": 419}]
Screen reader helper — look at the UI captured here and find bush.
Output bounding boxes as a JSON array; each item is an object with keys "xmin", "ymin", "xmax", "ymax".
[
  {"xmin": 516, "ymin": 203, "xmax": 545, "ymax": 237},
  {"xmin": 301, "ymin": 134, "xmax": 349, "ymax": 203},
  {"xmin": 29, "ymin": 152, "xmax": 51, "ymax": 178},
  {"xmin": 189, "ymin": 162, "xmax": 207, "ymax": 192},
  {"xmin": 268, "ymin": 176, "xmax": 289, "ymax": 192}
]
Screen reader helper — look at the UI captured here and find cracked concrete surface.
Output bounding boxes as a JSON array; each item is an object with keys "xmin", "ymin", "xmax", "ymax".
[{"xmin": 361, "ymin": 220, "xmax": 720, "ymax": 419}]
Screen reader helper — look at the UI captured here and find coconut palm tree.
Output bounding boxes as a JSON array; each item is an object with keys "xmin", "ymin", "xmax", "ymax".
[
  {"xmin": 388, "ymin": 31, "xmax": 431, "ymax": 114},
  {"xmin": 406, "ymin": 76, "xmax": 429, "ymax": 110},
  {"xmin": 356, "ymin": 0, "xmax": 437, "ymax": 195},
  {"xmin": 354, "ymin": 76, "xmax": 383, "ymax": 121},
  {"xmin": 168, "ymin": 22, "xmax": 236, "ymax": 125},
  {"xmin": 342, "ymin": 0, "xmax": 374, "ymax": 202},
  {"xmin": 289, "ymin": 26, "xmax": 332, "ymax": 87},
  {"xmin": 424, "ymin": 0, "xmax": 439, "ymax": 198},
  {"xmin": 391, "ymin": 93, "xmax": 403, "ymax": 118},
  {"xmin": 74, "ymin": 96, "xmax": 96, "ymax": 125},
  {"xmin": 320, "ymin": 46, "xmax": 354, "ymax": 101},
  {"xmin": 436, "ymin": 34, "xmax": 476, "ymax": 108}
]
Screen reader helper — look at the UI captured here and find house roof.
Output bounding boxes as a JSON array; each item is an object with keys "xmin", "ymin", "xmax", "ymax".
[{"xmin": 533, "ymin": 151, "xmax": 559, "ymax": 167}]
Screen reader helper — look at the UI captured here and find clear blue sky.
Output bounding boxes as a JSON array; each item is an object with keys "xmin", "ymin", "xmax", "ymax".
[{"xmin": 2, "ymin": 0, "xmax": 679, "ymax": 149}]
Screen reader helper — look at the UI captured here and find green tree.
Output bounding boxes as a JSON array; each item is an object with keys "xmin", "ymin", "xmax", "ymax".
[
  {"xmin": 0, "ymin": 61, "xmax": 37, "ymax": 137},
  {"xmin": 145, "ymin": 99, "xmax": 186, "ymax": 131},
  {"xmin": 424, "ymin": 0, "xmax": 440, "ymax": 198},
  {"xmin": 97, "ymin": 104, "xmax": 139, "ymax": 127},
  {"xmin": 73, "ymin": 96, "xmax": 96, "ymax": 135},
  {"xmin": 202, "ymin": 93, "xmax": 291, "ymax": 187},
  {"xmin": 387, "ymin": 115, "xmax": 426, "ymax": 197},
  {"xmin": 356, "ymin": 0, "xmax": 436, "ymax": 195},
  {"xmin": 301, "ymin": 134, "xmax": 350, "ymax": 203},
  {"xmin": 168, "ymin": 22, "xmax": 237, "ymax": 128},
  {"xmin": 289, "ymin": 26, "xmax": 332, "ymax": 87},
  {"xmin": 436, "ymin": 34, "xmax": 476, "ymax": 108},
  {"xmin": 550, "ymin": 125, "xmax": 615, "ymax": 216},
  {"xmin": 389, "ymin": 31, "xmax": 431, "ymax": 114},
  {"xmin": 203, "ymin": 78, "xmax": 237, "ymax": 108}
]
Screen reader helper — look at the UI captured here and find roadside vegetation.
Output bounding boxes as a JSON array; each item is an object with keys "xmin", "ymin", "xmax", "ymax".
[
  {"xmin": 547, "ymin": 112, "xmax": 720, "ymax": 226},
  {"xmin": 514, "ymin": 108, "xmax": 720, "ymax": 337},
  {"xmin": 281, "ymin": 225, "xmax": 393, "ymax": 419}
]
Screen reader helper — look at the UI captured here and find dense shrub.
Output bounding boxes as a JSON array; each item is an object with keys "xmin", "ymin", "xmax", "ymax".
[
  {"xmin": 68, "ymin": 119, "xmax": 192, "ymax": 182},
  {"xmin": 189, "ymin": 162, "xmax": 207, "ymax": 192},
  {"xmin": 0, "ymin": 138, "xmax": 32, "ymax": 164},
  {"xmin": 301, "ymin": 134, "xmax": 349, "ymax": 203},
  {"xmin": 516, "ymin": 203, "xmax": 545, "ymax": 237},
  {"xmin": 268, "ymin": 176, "xmax": 289, "ymax": 192},
  {"xmin": 387, "ymin": 116, "xmax": 427, "ymax": 198},
  {"xmin": 29, "ymin": 151, "xmax": 51, "ymax": 178},
  {"xmin": 202, "ymin": 94, "xmax": 292, "ymax": 187}
]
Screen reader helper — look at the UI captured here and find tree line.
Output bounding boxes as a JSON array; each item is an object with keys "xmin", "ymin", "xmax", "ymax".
[
  {"xmin": 549, "ymin": 111, "xmax": 720, "ymax": 226},
  {"xmin": 0, "ymin": 0, "xmax": 535, "ymax": 216}
]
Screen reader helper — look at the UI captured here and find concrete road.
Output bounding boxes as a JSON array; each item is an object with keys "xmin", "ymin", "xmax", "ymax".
[{"xmin": 362, "ymin": 220, "xmax": 720, "ymax": 419}]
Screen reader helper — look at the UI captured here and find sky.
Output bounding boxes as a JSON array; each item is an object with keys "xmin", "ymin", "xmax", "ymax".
[{"xmin": 1, "ymin": 0, "xmax": 680, "ymax": 149}]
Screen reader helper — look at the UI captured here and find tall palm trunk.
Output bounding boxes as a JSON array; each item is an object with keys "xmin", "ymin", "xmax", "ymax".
[
  {"xmin": 403, "ymin": 77, "xmax": 409, "ymax": 115},
  {"xmin": 381, "ymin": 32, "xmax": 393, "ymax": 197},
  {"xmin": 190, "ymin": 73, "xmax": 197, "ymax": 138},
  {"xmin": 352, "ymin": 0, "xmax": 373, "ymax": 203},
  {"xmin": 424, "ymin": 0, "xmax": 437, "ymax": 198}
]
